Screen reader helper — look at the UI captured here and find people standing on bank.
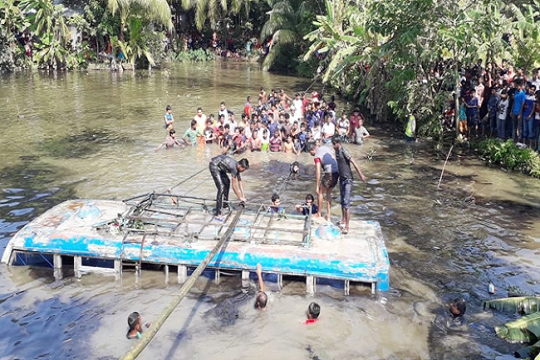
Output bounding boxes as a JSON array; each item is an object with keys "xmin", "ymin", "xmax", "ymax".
[
  {"xmin": 308, "ymin": 141, "xmax": 339, "ymax": 220},
  {"xmin": 332, "ymin": 136, "xmax": 366, "ymax": 234},
  {"xmin": 208, "ymin": 155, "xmax": 249, "ymax": 220}
]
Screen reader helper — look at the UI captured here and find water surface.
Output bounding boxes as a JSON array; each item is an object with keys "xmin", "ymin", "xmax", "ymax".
[{"xmin": 0, "ymin": 63, "xmax": 539, "ymax": 360}]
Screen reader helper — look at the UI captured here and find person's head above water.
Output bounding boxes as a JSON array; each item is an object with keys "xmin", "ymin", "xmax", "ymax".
[
  {"xmin": 169, "ymin": 129, "xmax": 176, "ymax": 136},
  {"xmin": 128, "ymin": 312, "xmax": 142, "ymax": 333},
  {"xmin": 255, "ymin": 291, "xmax": 268, "ymax": 309},
  {"xmin": 166, "ymin": 105, "xmax": 172, "ymax": 112},
  {"xmin": 237, "ymin": 158, "xmax": 249, "ymax": 172},
  {"xmin": 307, "ymin": 302, "xmax": 320, "ymax": 320},
  {"xmin": 448, "ymin": 298, "xmax": 466, "ymax": 318}
]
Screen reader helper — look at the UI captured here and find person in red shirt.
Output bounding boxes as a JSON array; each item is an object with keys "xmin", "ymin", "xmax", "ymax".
[
  {"xmin": 348, "ymin": 108, "xmax": 363, "ymax": 140},
  {"xmin": 244, "ymin": 96, "xmax": 252, "ymax": 118},
  {"xmin": 305, "ymin": 302, "xmax": 320, "ymax": 324}
]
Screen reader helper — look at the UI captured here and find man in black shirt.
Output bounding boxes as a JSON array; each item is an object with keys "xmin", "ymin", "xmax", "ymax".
[
  {"xmin": 209, "ymin": 155, "xmax": 249, "ymax": 218},
  {"xmin": 332, "ymin": 136, "xmax": 366, "ymax": 234}
]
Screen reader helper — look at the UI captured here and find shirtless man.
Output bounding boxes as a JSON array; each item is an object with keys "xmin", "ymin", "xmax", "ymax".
[
  {"xmin": 155, "ymin": 129, "xmax": 184, "ymax": 150},
  {"xmin": 282, "ymin": 135, "xmax": 298, "ymax": 154},
  {"xmin": 248, "ymin": 129, "xmax": 262, "ymax": 151}
]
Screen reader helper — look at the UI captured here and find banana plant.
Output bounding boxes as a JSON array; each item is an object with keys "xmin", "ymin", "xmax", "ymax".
[{"xmin": 484, "ymin": 297, "xmax": 540, "ymax": 360}]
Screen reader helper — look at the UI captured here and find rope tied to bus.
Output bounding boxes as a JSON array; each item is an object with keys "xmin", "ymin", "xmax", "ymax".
[{"xmin": 118, "ymin": 203, "xmax": 245, "ymax": 360}]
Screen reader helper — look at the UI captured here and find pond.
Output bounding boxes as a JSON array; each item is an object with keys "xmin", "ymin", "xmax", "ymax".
[{"xmin": 0, "ymin": 62, "xmax": 539, "ymax": 359}]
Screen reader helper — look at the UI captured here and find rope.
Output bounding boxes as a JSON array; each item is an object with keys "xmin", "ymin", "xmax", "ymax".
[
  {"xmin": 166, "ymin": 167, "xmax": 207, "ymax": 193},
  {"xmin": 119, "ymin": 204, "xmax": 245, "ymax": 360}
]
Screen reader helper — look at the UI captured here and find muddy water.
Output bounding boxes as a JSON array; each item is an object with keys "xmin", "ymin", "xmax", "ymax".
[{"xmin": 0, "ymin": 63, "xmax": 539, "ymax": 360}]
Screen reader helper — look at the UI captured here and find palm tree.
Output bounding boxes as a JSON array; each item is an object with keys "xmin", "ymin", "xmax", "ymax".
[
  {"xmin": 260, "ymin": 0, "xmax": 319, "ymax": 71},
  {"xmin": 20, "ymin": 0, "xmax": 71, "ymax": 68},
  {"xmin": 107, "ymin": 0, "xmax": 172, "ymax": 66},
  {"xmin": 180, "ymin": 0, "xmax": 258, "ymax": 30}
]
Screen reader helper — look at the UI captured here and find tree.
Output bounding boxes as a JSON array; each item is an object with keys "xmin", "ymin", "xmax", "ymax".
[
  {"xmin": 180, "ymin": 0, "xmax": 258, "ymax": 30},
  {"xmin": 106, "ymin": 0, "xmax": 172, "ymax": 66},
  {"xmin": 0, "ymin": 0, "xmax": 29, "ymax": 71},
  {"xmin": 260, "ymin": 0, "xmax": 319, "ymax": 71},
  {"xmin": 20, "ymin": 0, "xmax": 71, "ymax": 69}
]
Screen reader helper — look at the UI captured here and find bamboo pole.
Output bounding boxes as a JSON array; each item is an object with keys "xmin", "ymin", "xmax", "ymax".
[
  {"xmin": 119, "ymin": 204, "xmax": 245, "ymax": 360},
  {"xmin": 437, "ymin": 145, "xmax": 454, "ymax": 190}
]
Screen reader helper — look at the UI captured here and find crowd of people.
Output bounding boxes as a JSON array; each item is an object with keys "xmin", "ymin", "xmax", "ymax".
[
  {"xmin": 155, "ymin": 87, "xmax": 371, "ymax": 234},
  {"xmin": 447, "ymin": 60, "xmax": 540, "ymax": 151},
  {"xmin": 156, "ymin": 89, "xmax": 371, "ymax": 154}
]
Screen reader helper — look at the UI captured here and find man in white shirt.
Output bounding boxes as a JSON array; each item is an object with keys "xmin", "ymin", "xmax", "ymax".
[{"xmin": 321, "ymin": 115, "xmax": 336, "ymax": 143}]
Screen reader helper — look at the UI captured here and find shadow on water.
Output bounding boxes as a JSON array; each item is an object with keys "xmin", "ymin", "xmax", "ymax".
[
  {"xmin": 0, "ymin": 160, "xmax": 77, "ymax": 254},
  {"xmin": 40, "ymin": 128, "xmax": 134, "ymax": 159},
  {"xmin": 358, "ymin": 151, "xmax": 540, "ymax": 359},
  {"xmin": 0, "ymin": 269, "xmax": 102, "ymax": 360}
]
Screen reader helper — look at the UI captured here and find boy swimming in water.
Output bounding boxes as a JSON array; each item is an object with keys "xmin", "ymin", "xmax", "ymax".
[
  {"xmin": 155, "ymin": 129, "xmax": 184, "ymax": 150},
  {"xmin": 305, "ymin": 302, "xmax": 320, "ymax": 324},
  {"xmin": 127, "ymin": 312, "xmax": 142, "ymax": 339},
  {"xmin": 255, "ymin": 264, "xmax": 267, "ymax": 310}
]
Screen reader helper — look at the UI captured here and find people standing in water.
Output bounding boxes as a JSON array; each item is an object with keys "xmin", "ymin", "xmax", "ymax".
[
  {"xmin": 183, "ymin": 119, "xmax": 203, "ymax": 146},
  {"xmin": 295, "ymin": 194, "xmax": 318, "ymax": 216},
  {"xmin": 332, "ymin": 135, "xmax": 366, "ymax": 234},
  {"xmin": 194, "ymin": 107, "xmax": 207, "ymax": 134},
  {"xmin": 308, "ymin": 141, "xmax": 339, "ymax": 220},
  {"xmin": 164, "ymin": 105, "xmax": 174, "ymax": 131},
  {"xmin": 268, "ymin": 193, "xmax": 284, "ymax": 214},
  {"xmin": 155, "ymin": 129, "xmax": 184, "ymax": 150},
  {"xmin": 208, "ymin": 155, "xmax": 249, "ymax": 220},
  {"xmin": 405, "ymin": 111, "xmax": 417, "ymax": 142}
]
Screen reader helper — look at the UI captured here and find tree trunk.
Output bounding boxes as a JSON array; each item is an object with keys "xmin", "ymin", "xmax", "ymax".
[{"xmin": 454, "ymin": 49, "xmax": 460, "ymax": 138}]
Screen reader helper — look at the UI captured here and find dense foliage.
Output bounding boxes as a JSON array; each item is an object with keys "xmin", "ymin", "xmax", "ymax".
[
  {"xmin": 478, "ymin": 139, "xmax": 540, "ymax": 178},
  {"xmin": 3, "ymin": 0, "xmax": 540, "ymax": 147}
]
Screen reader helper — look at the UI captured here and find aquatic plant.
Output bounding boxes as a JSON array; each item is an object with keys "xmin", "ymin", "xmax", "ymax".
[
  {"xmin": 175, "ymin": 49, "xmax": 215, "ymax": 62},
  {"xmin": 477, "ymin": 139, "xmax": 540, "ymax": 179},
  {"xmin": 484, "ymin": 297, "xmax": 540, "ymax": 360}
]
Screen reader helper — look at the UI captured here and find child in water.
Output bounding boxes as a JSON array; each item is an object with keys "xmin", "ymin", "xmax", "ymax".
[
  {"xmin": 268, "ymin": 193, "xmax": 284, "ymax": 214},
  {"xmin": 305, "ymin": 302, "xmax": 320, "ymax": 324},
  {"xmin": 164, "ymin": 105, "xmax": 174, "ymax": 131},
  {"xmin": 155, "ymin": 129, "xmax": 184, "ymax": 150},
  {"xmin": 295, "ymin": 194, "xmax": 318, "ymax": 216},
  {"xmin": 255, "ymin": 263, "xmax": 267, "ymax": 310},
  {"xmin": 127, "ymin": 312, "xmax": 143, "ymax": 339}
]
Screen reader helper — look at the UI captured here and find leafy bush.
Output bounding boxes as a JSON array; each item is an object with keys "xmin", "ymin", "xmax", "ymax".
[
  {"xmin": 174, "ymin": 49, "xmax": 215, "ymax": 62},
  {"xmin": 478, "ymin": 139, "xmax": 540, "ymax": 178}
]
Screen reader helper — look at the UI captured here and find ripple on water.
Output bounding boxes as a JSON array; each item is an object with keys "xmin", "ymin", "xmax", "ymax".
[
  {"xmin": 2, "ymin": 188, "xmax": 24, "ymax": 194},
  {"xmin": 0, "ymin": 221, "xmax": 29, "ymax": 234},
  {"xmin": 8, "ymin": 208, "xmax": 34, "ymax": 217}
]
